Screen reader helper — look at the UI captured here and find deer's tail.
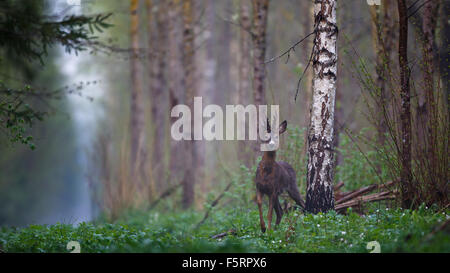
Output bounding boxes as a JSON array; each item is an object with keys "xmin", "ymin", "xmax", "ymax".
[{"xmin": 287, "ymin": 185, "xmax": 306, "ymax": 210}]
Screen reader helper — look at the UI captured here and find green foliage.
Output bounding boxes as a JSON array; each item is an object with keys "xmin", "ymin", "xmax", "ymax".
[
  {"xmin": 335, "ymin": 129, "xmax": 392, "ymax": 191},
  {"xmin": 0, "ymin": 0, "xmax": 112, "ymax": 62},
  {"xmin": 0, "ymin": 0, "xmax": 112, "ymax": 148},
  {"xmin": 278, "ymin": 127, "xmax": 307, "ymax": 195},
  {"xmin": 0, "ymin": 207, "xmax": 448, "ymax": 253},
  {"xmin": 0, "ymin": 82, "xmax": 45, "ymax": 149}
]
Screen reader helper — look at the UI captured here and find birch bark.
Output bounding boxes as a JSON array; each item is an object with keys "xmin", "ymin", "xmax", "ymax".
[{"xmin": 305, "ymin": 0, "xmax": 338, "ymax": 214}]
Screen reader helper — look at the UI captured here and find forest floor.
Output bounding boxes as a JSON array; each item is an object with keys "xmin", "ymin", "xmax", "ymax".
[{"xmin": 1, "ymin": 205, "xmax": 449, "ymax": 253}]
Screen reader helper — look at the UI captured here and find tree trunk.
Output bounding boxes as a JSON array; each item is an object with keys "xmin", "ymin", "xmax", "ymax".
[
  {"xmin": 397, "ymin": 0, "xmax": 414, "ymax": 209},
  {"xmin": 421, "ymin": 0, "xmax": 439, "ymax": 185},
  {"xmin": 369, "ymin": 4, "xmax": 387, "ymax": 145},
  {"xmin": 147, "ymin": 0, "xmax": 167, "ymax": 189},
  {"xmin": 168, "ymin": 0, "xmax": 184, "ymax": 189},
  {"xmin": 439, "ymin": 0, "xmax": 449, "ymax": 110},
  {"xmin": 238, "ymin": 0, "xmax": 252, "ymax": 166},
  {"xmin": 129, "ymin": 0, "xmax": 146, "ymax": 182},
  {"xmin": 251, "ymin": 0, "xmax": 269, "ymax": 159},
  {"xmin": 305, "ymin": 0, "xmax": 338, "ymax": 214},
  {"xmin": 181, "ymin": 0, "xmax": 196, "ymax": 208},
  {"xmin": 302, "ymin": 1, "xmax": 314, "ymax": 144},
  {"xmin": 251, "ymin": 0, "xmax": 268, "ymax": 108},
  {"xmin": 380, "ymin": 0, "xmax": 396, "ymax": 143}
]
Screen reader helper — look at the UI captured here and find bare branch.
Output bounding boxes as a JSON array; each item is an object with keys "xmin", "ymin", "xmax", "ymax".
[{"xmin": 264, "ymin": 31, "xmax": 315, "ymax": 64}]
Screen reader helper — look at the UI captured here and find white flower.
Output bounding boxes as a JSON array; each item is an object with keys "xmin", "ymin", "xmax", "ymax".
[
  {"xmin": 317, "ymin": 224, "xmax": 320, "ymax": 227},
  {"xmin": 341, "ymin": 231, "xmax": 346, "ymax": 235}
]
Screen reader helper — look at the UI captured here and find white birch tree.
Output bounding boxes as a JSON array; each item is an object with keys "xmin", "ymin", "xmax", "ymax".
[{"xmin": 305, "ymin": 0, "xmax": 338, "ymax": 213}]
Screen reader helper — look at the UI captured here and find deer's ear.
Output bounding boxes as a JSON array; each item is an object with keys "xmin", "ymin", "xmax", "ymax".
[
  {"xmin": 266, "ymin": 118, "xmax": 271, "ymax": 133},
  {"xmin": 279, "ymin": 120, "xmax": 287, "ymax": 134}
]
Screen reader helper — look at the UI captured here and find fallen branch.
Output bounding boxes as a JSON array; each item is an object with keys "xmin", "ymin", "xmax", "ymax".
[
  {"xmin": 423, "ymin": 218, "xmax": 450, "ymax": 242},
  {"xmin": 336, "ymin": 184, "xmax": 379, "ymax": 205},
  {"xmin": 335, "ymin": 189, "xmax": 357, "ymax": 201},
  {"xmin": 335, "ymin": 191, "xmax": 396, "ymax": 212},
  {"xmin": 149, "ymin": 182, "xmax": 181, "ymax": 209},
  {"xmin": 334, "ymin": 181, "xmax": 345, "ymax": 192},
  {"xmin": 335, "ymin": 181, "xmax": 397, "ymax": 204},
  {"xmin": 211, "ymin": 229, "xmax": 237, "ymax": 239},
  {"xmin": 195, "ymin": 182, "xmax": 233, "ymax": 229}
]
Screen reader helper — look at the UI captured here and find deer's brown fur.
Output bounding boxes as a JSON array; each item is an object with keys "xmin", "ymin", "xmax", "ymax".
[{"xmin": 255, "ymin": 120, "xmax": 305, "ymax": 232}]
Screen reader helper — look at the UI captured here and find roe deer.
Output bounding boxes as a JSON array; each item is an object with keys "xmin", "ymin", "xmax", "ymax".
[{"xmin": 255, "ymin": 119, "xmax": 305, "ymax": 233}]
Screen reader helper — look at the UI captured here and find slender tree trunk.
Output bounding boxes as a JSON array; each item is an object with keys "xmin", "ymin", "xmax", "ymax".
[
  {"xmin": 216, "ymin": 1, "xmax": 231, "ymax": 107},
  {"xmin": 380, "ymin": 0, "xmax": 396, "ymax": 142},
  {"xmin": 305, "ymin": 0, "xmax": 338, "ymax": 214},
  {"xmin": 129, "ymin": 0, "xmax": 146, "ymax": 182},
  {"xmin": 147, "ymin": 0, "xmax": 167, "ymax": 188},
  {"xmin": 397, "ymin": 0, "xmax": 414, "ymax": 208},
  {"xmin": 197, "ymin": 0, "xmax": 216, "ymax": 195},
  {"xmin": 421, "ymin": 0, "xmax": 439, "ymax": 185},
  {"xmin": 168, "ymin": 0, "xmax": 184, "ymax": 188},
  {"xmin": 238, "ymin": 0, "xmax": 252, "ymax": 166},
  {"xmin": 181, "ymin": 0, "xmax": 196, "ymax": 208},
  {"xmin": 251, "ymin": 0, "xmax": 268, "ymax": 108},
  {"xmin": 145, "ymin": 0, "xmax": 156, "ymax": 199},
  {"xmin": 302, "ymin": 1, "xmax": 314, "ymax": 143},
  {"xmin": 370, "ymin": 4, "xmax": 387, "ymax": 145},
  {"xmin": 251, "ymin": 0, "xmax": 269, "ymax": 160},
  {"xmin": 439, "ymin": 0, "xmax": 449, "ymax": 110}
]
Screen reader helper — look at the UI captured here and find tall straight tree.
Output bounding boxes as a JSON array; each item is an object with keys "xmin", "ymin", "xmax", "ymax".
[
  {"xmin": 369, "ymin": 2, "xmax": 386, "ymax": 145},
  {"xmin": 421, "ymin": 0, "xmax": 439, "ymax": 181},
  {"xmin": 147, "ymin": 0, "xmax": 168, "ymax": 187},
  {"xmin": 238, "ymin": 0, "xmax": 252, "ymax": 166},
  {"xmin": 251, "ymin": 0, "xmax": 268, "ymax": 107},
  {"xmin": 397, "ymin": 0, "xmax": 413, "ymax": 208},
  {"xmin": 167, "ymin": 0, "xmax": 184, "ymax": 190},
  {"xmin": 129, "ymin": 0, "xmax": 146, "ymax": 180},
  {"xmin": 302, "ymin": 1, "xmax": 314, "ymax": 129},
  {"xmin": 181, "ymin": 0, "xmax": 196, "ymax": 208},
  {"xmin": 251, "ymin": 0, "xmax": 269, "ymax": 159},
  {"xmin": 305, "ymin": 0, "xmax": 338, "ymax": 214}
]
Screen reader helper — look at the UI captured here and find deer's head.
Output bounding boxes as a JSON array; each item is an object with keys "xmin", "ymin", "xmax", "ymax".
[{"xmin": 260, "ymin": 118, "xmax": 287, "ymax": 151}]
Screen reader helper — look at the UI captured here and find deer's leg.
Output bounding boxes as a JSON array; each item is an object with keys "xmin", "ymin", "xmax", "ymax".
[
  {"xmin": 267, "ymin": 195, "xmax": 274, "ymax": 231},
  {"xmin": 274, "ymin": 196, "xmax": 283, "ymax": 226},
  {"xmin": 256, "ymin": 190, "xmax": 266, "ymax": 233}
]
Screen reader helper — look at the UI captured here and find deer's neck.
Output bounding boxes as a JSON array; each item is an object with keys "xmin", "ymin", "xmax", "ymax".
[{"xmin": 262, "ymin": 151, "xmax": 276, "ymax": 163}]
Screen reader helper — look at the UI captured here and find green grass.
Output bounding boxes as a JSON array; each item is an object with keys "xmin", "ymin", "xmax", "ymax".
[{"xmin": 1, "ymin": 205, "xmax": 448, "ymax": 253}]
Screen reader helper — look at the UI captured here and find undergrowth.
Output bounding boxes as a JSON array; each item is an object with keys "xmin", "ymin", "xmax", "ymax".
[
  {"xmin": 0, "ymin": 205, "xmax": 448, "ymax": 253},
  {"xmin": 1, "ymin": 127, "xmax": 448, "ymax": 253}
]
